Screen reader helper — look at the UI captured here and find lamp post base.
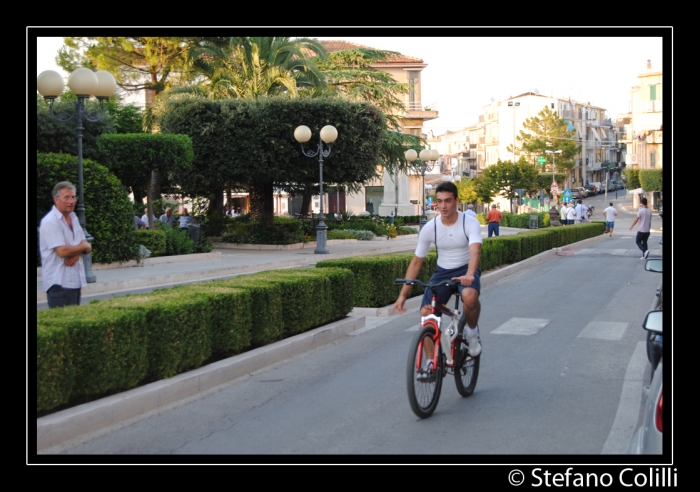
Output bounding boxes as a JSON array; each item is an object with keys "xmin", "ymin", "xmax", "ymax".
[
  {"xmin": 419, "ymin": 216, "xmax": 427, "ymax": 230},
  {"xmin": 314, "ymin": 221, "xmax": 329, "ymax": 254}
]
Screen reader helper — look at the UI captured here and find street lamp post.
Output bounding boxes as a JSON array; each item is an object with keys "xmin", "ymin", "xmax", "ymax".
[
  {"xmin": 546, "ymin": 150, "xmax": 562, "ymax": 205},
  {"xmin": 294, "ymin": 124, "xmax": 338, "ymax": 254},
  {"xmin": 406, "ymin": 148, "xmax": 439, "ymax": 230},
  {"xmin": 37, "ymin": 68, "xmax": 117, "ymax": 283},
  {"xmin": 508, "ymin": 100, "xmax": 520, "ymax": 161}
]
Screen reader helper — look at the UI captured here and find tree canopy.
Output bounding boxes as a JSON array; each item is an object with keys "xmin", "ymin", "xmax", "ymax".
[
  {"xmin": 482, "ymin": 158, "xmax": 540, "ymax": 213},
  {"xmin": 517, "ymin": 106, "xmax": 580, "ymax": 174},
  {"xmin": 97, "ymin": 133, "xmax": 194, "ymax": 222},
  {"xmin": 157, "ymin": 95, "xmax": 386, "ymax": 224}
]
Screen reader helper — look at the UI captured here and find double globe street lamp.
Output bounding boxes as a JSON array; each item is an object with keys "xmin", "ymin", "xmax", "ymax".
[
  {"xmin": 37, "ymin": 68, "xmax": 117, "ymax": 283},
  {"xmin": 405, "ymin": 148, "xmax": 439, "ymax": 230},
  {"xmin": 294, "ymin": 124, "xmax": 338, "ymax": 254}
]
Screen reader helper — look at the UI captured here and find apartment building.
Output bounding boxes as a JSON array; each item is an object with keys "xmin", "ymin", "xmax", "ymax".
[
  {"xmin": 625, "ymin": 59, "xmax": 663, "ymax": 170},
  {"xmin": 318, "ymin": 40, "xmax": 439, "ymax": 217}
]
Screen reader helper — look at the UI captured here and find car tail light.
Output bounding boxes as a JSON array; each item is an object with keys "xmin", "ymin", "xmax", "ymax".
[{"xmin": 655, "ymin": 390, "xmax": 663, "ymax": 432}]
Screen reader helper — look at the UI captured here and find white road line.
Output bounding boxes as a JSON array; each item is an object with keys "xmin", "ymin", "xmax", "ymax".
[{"xmin": 601, "ymin": 340, "xmax": 648, "ymax": 454}]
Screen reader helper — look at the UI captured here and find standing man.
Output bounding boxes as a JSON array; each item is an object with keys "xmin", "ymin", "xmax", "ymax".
[
  {"xmin": 391, "ymin": 181, "xmax": 484, "ymax": 356},
  {"xmin": 486, "ymin": 203, "xmax": 503, "ymax": 237},
  {"xmin": 560, "ymin": 202, "xmax": 569, "ymax": 226},
  {"xmin": 603, "ymin": 202, "xmax": 618, "ymax": 236},
  {"xmin": 39, "ymin": 181, "xmax": 92, "ymax": 308},
  {"xmin": 160, "ymin": 207, "xmax": 176, "ymax": 227},
  {"xmin": 630, "ymin": 197, "xmax": 652, "ymax": 259},
  {"xmin": 574, "ymin": 200, "xmax": 589, "ymax": 224},
  {"xmin": 465, "ymin": 203, "xmax": 477, "ymax": 218}
]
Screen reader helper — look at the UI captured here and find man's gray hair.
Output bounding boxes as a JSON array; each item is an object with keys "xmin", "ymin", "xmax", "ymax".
[
  {"xmin": 165, "ymin": 207, "xmax": 172, "ymax": 212},
  {"xmin": 467, "ymin": 204, "xmax": 474, "ymax": 210},
  {"xmin": 53, "ymin": 181, "xmax": 76, "ymax": 198}
]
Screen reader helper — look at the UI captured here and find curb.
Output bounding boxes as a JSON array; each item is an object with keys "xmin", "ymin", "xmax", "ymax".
[{"xmin": 37, "ymin": 315, "xmax": 366, "ymax": 453}]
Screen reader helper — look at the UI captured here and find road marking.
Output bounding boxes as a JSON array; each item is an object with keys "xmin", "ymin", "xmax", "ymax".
[
  {"xmin": 491, "ymin": 317, "xmax": 550, "ymax": 335},
  {"xmin": 578, "ymin": 321, "xmax": 629, "ymax": 340},
  {"xmin": 601, "ymin": 341, "xmax": 647, "ymax": 454}
]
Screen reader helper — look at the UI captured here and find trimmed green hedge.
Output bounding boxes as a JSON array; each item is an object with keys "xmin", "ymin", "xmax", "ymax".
[
  {"xmin": 37, "ymin": 267, "xmax": 354, "ymax": 416},
  {"xmin": 316, "ymin": 223, "xmax": 604, "ymax": 308}
]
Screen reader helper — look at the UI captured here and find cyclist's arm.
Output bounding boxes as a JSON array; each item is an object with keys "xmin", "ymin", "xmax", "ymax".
[{"xmin": 391, "ymin": 255, "xmax": 425, "ymax": 314}]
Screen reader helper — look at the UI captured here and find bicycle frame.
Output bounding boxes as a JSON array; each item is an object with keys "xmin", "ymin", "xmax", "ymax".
[{"xmin": 417, "ymin": 288, "xmax": 464, "ymax": 372}]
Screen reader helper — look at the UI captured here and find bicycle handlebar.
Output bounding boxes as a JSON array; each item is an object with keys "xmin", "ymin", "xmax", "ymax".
[{"xmin": 395, "ymin": 278, "xmax": 461, "ymax": 290}]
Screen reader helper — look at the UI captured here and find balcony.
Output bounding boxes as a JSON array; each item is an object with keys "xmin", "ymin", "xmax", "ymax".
[
  {"xmin": 487, "ymin": 136, "xmax": 499, "ymax": 145},
  {"xmin": 640, "ymin": 100, "xmax": 662, "ymax": 113},
  {"xmin": 403, "ymin": 102, "xmax": 439, "ymax": 121}
]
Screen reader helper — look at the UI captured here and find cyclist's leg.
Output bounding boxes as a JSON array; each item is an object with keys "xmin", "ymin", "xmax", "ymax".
[
  {"xmin": 419, "ymin": 267, "xmax": 455, "ymax": 359},
  {"xmin": 458, "ymin": 269, "xmax": 482, "ymax": 329}
]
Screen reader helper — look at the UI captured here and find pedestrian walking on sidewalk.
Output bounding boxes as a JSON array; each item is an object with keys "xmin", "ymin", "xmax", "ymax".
[
  {"xmin": 486, "ymin": 203, "xmax": 503, "ymax": 237},
  {"xmin": 603, "ymin": 202, "xmax": 618, "ymax": 236},
  {"xmin": 630, "ymin": 197, "xmax": 652, "ymax": 259},
  {"xmin": 39, "ymin": 181, "xmax": 92, "ymax": 308}
]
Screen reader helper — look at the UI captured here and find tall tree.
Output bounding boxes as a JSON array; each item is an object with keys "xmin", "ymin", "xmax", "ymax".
[
  {"xmin": 97, "ymin": 133, "xmax": 194, "ymax": 228},
  {"xmin": 482, "ymin": 158, "xmax": 539, "ymax": 213},
  {"xmin": 516, "ymin": 105, "xmax": 580, "ymax": 174}
]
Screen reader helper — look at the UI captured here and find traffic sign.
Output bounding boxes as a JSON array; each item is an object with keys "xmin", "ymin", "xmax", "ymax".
[
  {"xmin": 563, "ymin": 189, "xmax": 571, "ymax": 203},
  {"xmin": 544, "ymin": 196, "xmax": 549, "ymax": 203},
  {"xmin": 551, "ymin": 180, "xmax": 559, "ymax": 195}
]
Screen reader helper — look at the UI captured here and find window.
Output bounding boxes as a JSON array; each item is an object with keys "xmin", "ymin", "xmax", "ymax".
[
  {"xmin": 408, "ymin": 71, "xmax": 419, "ymax": 105},
  {"xmin": 650, "ymin": 152, "xmax": 656, "ymax": 168},
  {"xmin": 650, "ymin": 84, "xmax": 657, "ymax": 101},
  {"xmin": 551, "ymin": 103, "xmax": 554, "ymax": 109}
]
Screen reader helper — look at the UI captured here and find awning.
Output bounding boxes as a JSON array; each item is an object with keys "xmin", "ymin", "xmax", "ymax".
[{"xmin": 629, "ymin": 188, "xmax": 644, "ymax": 194}]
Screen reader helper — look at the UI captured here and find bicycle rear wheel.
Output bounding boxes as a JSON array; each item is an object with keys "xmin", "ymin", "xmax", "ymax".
[
  {"xmin": 407, "ymin": 325, "xmax": 443, "ymax": 418},
  {"xmin": 454, "ymin": 337, "xmax": 480, "ymax": 397}
]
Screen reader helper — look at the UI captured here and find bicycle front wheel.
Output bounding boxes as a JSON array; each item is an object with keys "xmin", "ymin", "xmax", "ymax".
[
  {"xmin": 454, "ymin": 338, "xmax": 480, "ymax": 397},
  {"xmin": 406, "ymin": 325, "xmax": 443, "ymax": 418}
]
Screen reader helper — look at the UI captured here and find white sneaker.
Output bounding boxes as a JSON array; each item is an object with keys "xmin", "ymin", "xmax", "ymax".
[
  {"xmin": 466, "ymin": 331, "xmax": 482, "ymax": 357},
  {"xmin": 644, "ymin": 250, "xmax": 650, "ymax": 258}
]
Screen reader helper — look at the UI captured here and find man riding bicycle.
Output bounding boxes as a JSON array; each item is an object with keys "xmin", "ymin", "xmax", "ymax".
[{"xmin": 391, "ymin": 181, "xmax": 483, "ymax": 357}]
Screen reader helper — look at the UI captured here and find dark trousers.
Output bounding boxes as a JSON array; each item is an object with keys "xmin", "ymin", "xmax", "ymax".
[
  {"xmin": 47, "ymin": 284, "xmax": 81, "ymax": 309},
  {"xmin": 488, "ymin": 222, "xmax": 500, "ymax": 237},
  {"xmin": 636, "ymin": 231, "xmax": 651, "ymax": 253}
]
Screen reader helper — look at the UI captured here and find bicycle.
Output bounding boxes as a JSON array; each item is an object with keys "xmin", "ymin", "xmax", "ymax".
[{"xmin": 395, "ymin": 278, "xmax": 481, "ymax": 418}]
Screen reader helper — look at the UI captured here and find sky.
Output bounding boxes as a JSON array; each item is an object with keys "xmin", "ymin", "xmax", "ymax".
[{"xmin": 35, "ymin": 33, "xmax": 666, "ymax": 136}]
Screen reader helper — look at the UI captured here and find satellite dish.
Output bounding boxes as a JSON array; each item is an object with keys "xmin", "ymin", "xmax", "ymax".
[
  {"xmin": 534, "ymin": 88, "xmax": 540, "ymax": 94},
  {"xmin": 490, "ymin": 97, "xmax": 495, "ymax": 103}
]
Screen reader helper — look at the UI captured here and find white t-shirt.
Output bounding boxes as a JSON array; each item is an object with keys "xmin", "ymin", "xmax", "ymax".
[
  {"xmin": 415, "ymin": 211, "xmax": 483, "ymax": 269},
  {"xmin": 603, "ymin": 206, "xmax": 618, "ymax": 222},
  {"xmin": 560, "ymin": 205, "xmax": 568, "ymax": 220},
  {"xmin": 566, "ymin": 206, "xmax": 576, "ymax": 220},
  {"xmin": 465, "ymin": 209, "xmax": 476, "ymax": 218},
  {"xmin": 574, "ymin": 204, "xmax": 588, "ymax": 220}
]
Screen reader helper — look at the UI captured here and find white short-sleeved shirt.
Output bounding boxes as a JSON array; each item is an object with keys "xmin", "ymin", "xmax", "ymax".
[
  {"xmin": 465, "ymin": 209, "xmax": 476, "ymax": 218},
  {"xmin": 566, "ymin": 207, "xmax": 576, "ymax": 220},
  {"xmin": 415, "ymin": 211, "xmax": 483, "ymax": 269},
  {"xmin": 39, "ymin": 206, "xmax": 87, "ymax": 291},
  {"xmin": 603, "ymin": 206, "xmax": 617, "ymax": 222},
  {"xmin": 574, "ymin": 204, "xmax": 588, "ymax": 220}
]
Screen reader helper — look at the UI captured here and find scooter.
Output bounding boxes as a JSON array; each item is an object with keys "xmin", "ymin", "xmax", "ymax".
[{"xmin": 586, "ymin": 205, "xmax": 595, "ymax": 219}]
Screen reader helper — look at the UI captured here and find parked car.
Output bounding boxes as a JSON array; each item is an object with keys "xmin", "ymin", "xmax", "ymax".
[
  {"xmin": 569, "ymin": 189, "xmax": 582, "ymax": 200},
  {"xmin": 645, "ymin": 258, "xmax": 663, "ymax": 371},
  {"xmin": 627, "ymin": 310, "xmax": 662, "ymax": 455},
  {"xmin": 584, "ymin": 185, "xmax": 597, "ymax": 196},
  {"xmin": 573, "ymin": 187, "xmax": 587, "ymax": 198},
  {"xmin": 612, "ymin": 180, "xmax": 624, "ymax": 190},
  {"xmin": 589, "ymin": 182, "xmax": 603, "ymax": 194}
]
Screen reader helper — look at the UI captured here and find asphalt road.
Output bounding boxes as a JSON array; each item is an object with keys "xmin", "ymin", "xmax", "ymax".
[{"xmin": 51, "ymin": 226, "xmax": 663, "ymax": 460}]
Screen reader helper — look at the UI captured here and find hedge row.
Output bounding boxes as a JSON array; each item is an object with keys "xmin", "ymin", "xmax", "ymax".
[
  {"xmin": 316, "ymin": 223, "xmax": 604, "ymax": 307},
  {"xmin": 37, "ymin": 267, "xmax": 353, "ymax": 415}
]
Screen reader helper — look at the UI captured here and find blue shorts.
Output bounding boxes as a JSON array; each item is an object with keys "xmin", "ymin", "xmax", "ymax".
[
  {"xmin": 606, "ymin": 221, "xmax": 615, "ymax": 229},
  {"xmin": 421, "ymin": 264, "xmax": 481, "ymax": 307}
]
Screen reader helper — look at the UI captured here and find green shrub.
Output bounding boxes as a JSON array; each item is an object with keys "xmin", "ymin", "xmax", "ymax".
[
  {"xmin": 37, "ymin": 303, "xmax": 149, "ymax": 414},
  {"xmin": 97, "ymin": 291, "xmax": 212, "ymax": 381},
  {"xmin": 639, "ymin": 169, "xmax": 662, "ymax": 191},
  {"xmin": 343, "ymin": 229, "xmax": 376, "ymax": 240},
  {"xmin": 134, "ymin": 229, "xmax": 167, "ymax": 257},
  {"xmin": 36, "ymin": 152, "xmax": 137, "ymax": 264},
  {"xmin": 327, "ymin": 230, "xmax": 358, "ymax": 240},
  {"xmin": 155, "ymin": 221, "xmax": 196, "ymax": 255},
  {"xmin": 316, "ymin": 252, "xmax": 437, "ymax": 307},
  {"xmin": 220, "ymin": 216, "xmax": 305, "ymax": 245}
]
